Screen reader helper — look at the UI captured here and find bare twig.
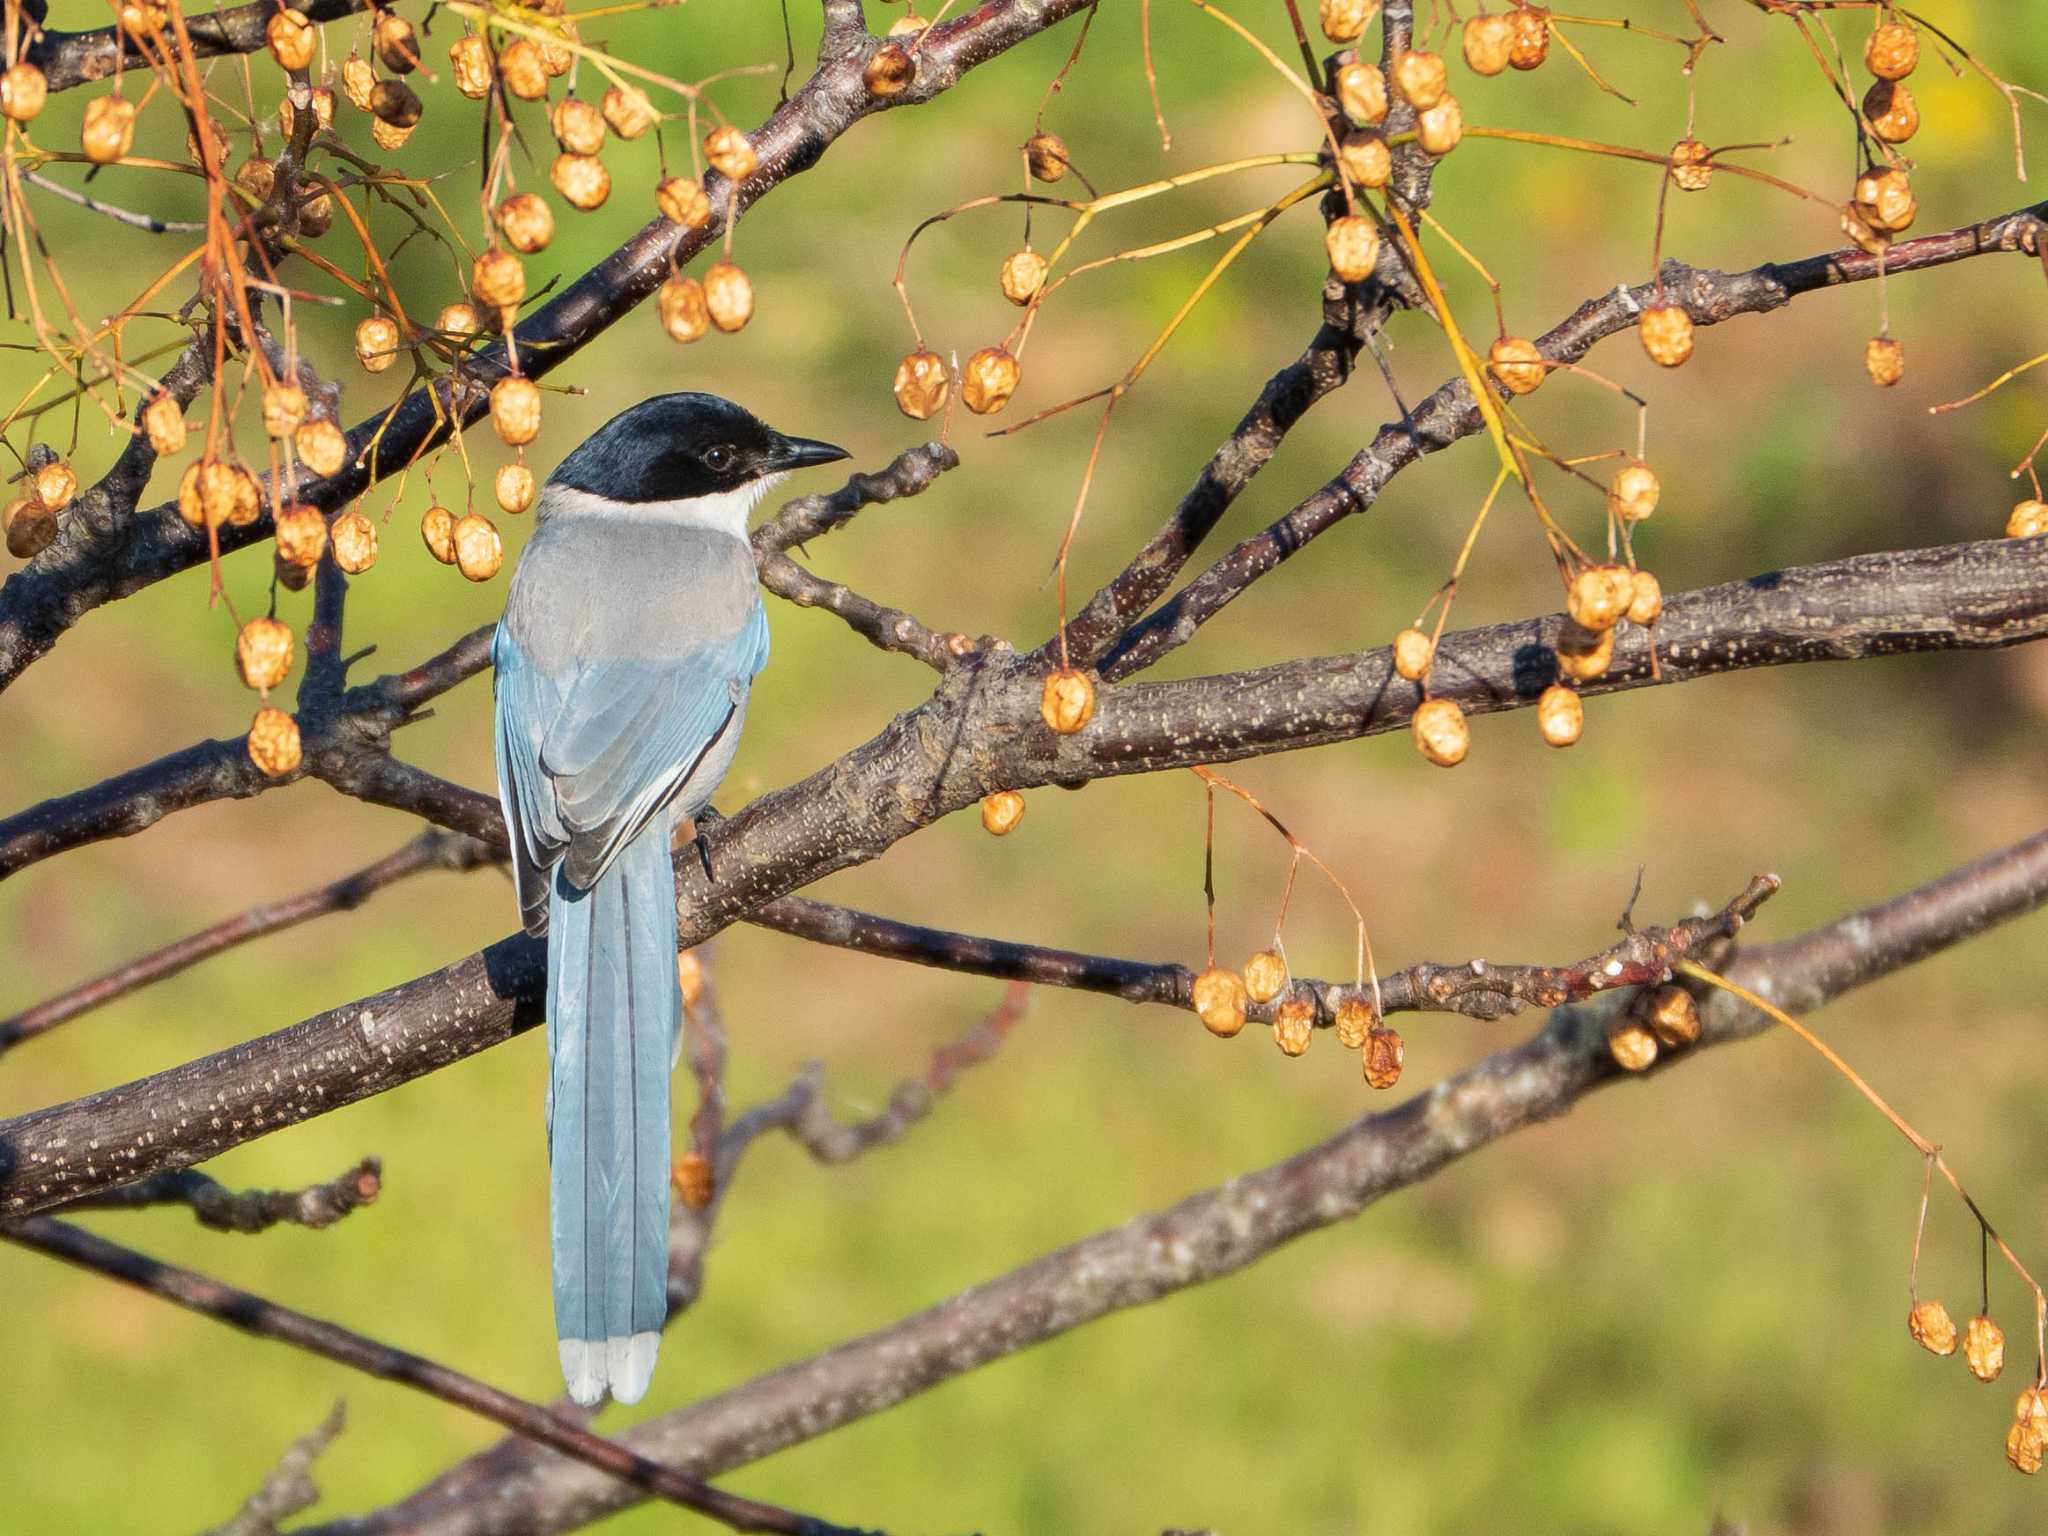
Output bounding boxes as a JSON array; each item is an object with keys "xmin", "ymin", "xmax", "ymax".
[
  {"xmin": 204, "ymin": 1402, "xmax": 347, "ymax": 1536},
  {"xmin": 58, "ymin": 1157, "xmax": 382, "ymax": 1233}
]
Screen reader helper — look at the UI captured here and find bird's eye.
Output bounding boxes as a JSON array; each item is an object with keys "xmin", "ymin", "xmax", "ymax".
[{"xmin": 703, "ymin": 443, "xmax": 734, "ymax": 472}]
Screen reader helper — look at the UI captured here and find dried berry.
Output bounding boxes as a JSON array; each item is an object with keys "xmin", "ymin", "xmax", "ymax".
[
  {"xmin": 1362, "ymin": 1025, "xmax": 1405, "ymax": 1089},
  {"xmin": 297, "ymin": 418, "xmax": 349, "ymax": 477},
  {"xmin": 1669, "ymin": 138, "xmax": 1712, "ymax": 192},
  {"xmin": 551, "ymin": 95, "xmax": 606, "ymax": 157},
  {"xmin": 262, "ymin": 381, "xmax": 307, "ymax": 439},
  {"xmin": 1243, "ymin": 949, "xmax": 1288, "ymax": 1005},
  {"xmin": 233, "ymin": 158, "xmax": 278, "ymax": 206},
  {"xmin": 2007, "ymin": 1421, "xmax": 2045, "ymax": 1476},
  {"xmin": 705, "ymin": 124, "xmax": 757, "ymax": 181},
  {"xmin": 1392, "ymin": 626, "xmax": 1433, "ymax": 682},
  {"xmin": 1000, "ymin": 248, "xmax": 1048, "ymax": 306},
  {"xmin": 420, "ymin": 504, "xmax": 457, "ymax": 564},
  {"xmin": 1864, "ymin": 78, "xmax": 1919, "ymax": 144},
  {"xmin": 267, "ymin": 8, "xmax": 315, "ymax": 72},
  {"xmin": 177, "ymin": 459, "xmax": 258, "ymax": 530},
  {"xmin": 235, "ymin": 616, "xmax": 294, "ymax": 692},
  {"xmin": 472, "ymin": 247, "xmax": 527, "ymax": 312},
  {"xmin": 1643, "ymin": 984, "xmax": 1700, "ymax": 1047},
  {"xmin": 1192, "ymin": 966, "xmax": 1250, "ymax": 1038},
  {"xmin": 247, "ymin": 706, "xmax": 302, "ymax": 778},
  {"xmin": 676, "ymin": 948, "xmax": 705, "ymax": 1008},
  {"xmin": 1509, "ymin": 8, "xmax": 1550, "ymax": 69},
  {"xmin": 1320, "ymin": 0, "xmax": 1376, "ymax": 45},
  {"xmin": 330, "ymin": 510, "xmax": 379, "ymax": 574},
  {"xmin": 1567, "ymin": 564, "xmax": 1634, "ymax": 633},
  {"xmin": 671, "ymin": 1152, "xmax": 713, "ymax": 1211},
  {"xmin": 1536, "ymin": 683, "xmax": 1582, "ymax": 747},
  {"xmin": 1, "ymin": 62, "xmax": 48, "ymax": 122},
  {"xmin": 453, "ymin": 512, "xmax": 503, "ymax": 582},
  {"xmin": 658, "ymin": 274, "xmax": 710, "ymax": 344},
  {"xmin": 32, "ymin": 462, "xmax": 76, "ymax": 513},
  {"xmin": 980, "ymin": 789, "xmax": 1025, "ymax": 837},
  {"xmin": 1334, "ymin": 996, "xmax": 1375, "ymax": 1049},
  {"xmin": 355, "ymin": 314, "xmax": 400, "ymax": 374},
  {"xmin": 2020, "ymin": 1386, "xmax": 2048, "ymax": 1437},
  {"xmin": 1607, "ymin": 1015, "xmax": 1658, "ymax": 1071},
  {"xmin": 1272, "ymin": 994, "xmax": 1315, "ymax": 1057},
  {"xmin": 82, "ymin": 94, "xmax": 138, "ymax": 164},
  {"xmin": 963, "ymin": 347, "xmax": 1021, "ymax": 414},
  {"xmin": 1608, "ymin": 461, "xmax": 1659, "ymax": 522},
  {"xmin": 1025, "ymin": 131, "xmax": 1069, "ymax": 182},
  {"xmin": 536, "ymin": 19, "xmax": 576, "ymax": 77},
  {"xmin": 373, "ymin": 11, "xmax": 418, "ymax": 74},
  {"xmin": 703, "ymin": 261, "xmax": 754, "ymax": 332},
  {"xmin": 1463, "ymin": 13, "xmax": 1514, "ymax": 76},
  {"xmin": 1325, "ymin": 215, "xmax": 1381, "ymax": 283},
  {"xmin": 656, "ymin": 176, "xmax": 712, "ymax": 228},
  {"xmin": 499, "ymin": 39, "xmax": 548, "ymax": 100},
  {"xmin": 1865, "ymin": 21, "xmax": 1918, "ymax": 81},
  {"xmin": 1417, "ymin": 94, "xmax": 1463, "ymax": 156},
  {"xmin": 1337, "ymin": 131, "xmax": 1392, "ymax": 190},
  {"xmin": 1965, "ymin": 1316, "xmax": 2006, "ymax": 1383},
  {"xmin": 551, "ymin": 152, "xmax": 611, "ymax": 211},
  {"xmin": 602, "ymin": 85, "xmax": 656, "ymax": 139},
  {"xmin": 1392, "ymin": 49, "xmax": 1448, "ymax": 110},
  {"xmin": 450, "ymin": 34, "xmax": 494, "ymax": 99},
  {"xmin": 497, "ymin": 192, "xmax": 554, "ymax": 254},
  {"xmin": 369, "ymin": 116, "xmax": 414, "ymax": 152},
  {"xmin": 1412, "ymin": 696, "xmax": 1469, "ymax": 767},
  {"xmin": 1638, "ymin": 304, "xmax": 1694, "ymax": 367},
  {"xmin": 1336, "ymin": 61, "xmax": 1389, "ymax": 126},
  {"xmin": 1840, "ymin": 202, "xmax": 1889, "ymax": 258},
  {"xmin": 370, "ymin": 79, "xmax": 422, "ymax": 129},
  {"xmin": 491, "ymin": 375, "xmax": 543, "ymax": 446},
  {"xmin": 1487, "ymin": 336, "xmax": 1546, "ymax": 395},
  {"xmin": 864, "ymin": 42, "xmax": 915, "ymax": 97},
  {"xmin": 1908, "ymin": 1299, "xmax": 1958, "ymax": 1356},
  {"xmin": 340, "ymin": 54, "xmax": 376, "ymax": 112},
  {"xmin": 1626, "ymin": 569, "xmax": 1663, "ymax": 627},
  {"xmin": 1854, "ymin": 167, "xmax": 1915, "ymax": 234},
  {"xmin": 2006, "ymin": 500, "xmax": 2048, "ymax": 539},
  {"xmin": 436, "ymin": 302, "xmax": 482, "ymax": 342},
  {"xmin": 496, "ymin": 462, "xmax": 537, "ymax": 515},
  {"xmin": 297, "ymin": 190, "xmax": 334, "ymax": 237},
  {"xmin": 274, "ymin": 503, "xmax": 326, "ymax": 568},
  {"xmin": 143, "ymin": 392, "xmax": 186, "ymax": 457},
  {"xmin": 1555, "ymin": 619, "xmax": 1614, "ymax": 682},
  {"xmin": 4, "ymin": 498, "xmax": 55, "ymax": 559},
  {"xmin": 1041, "ymin": 667, "xmax": 1095, "ymax": 734},
  {"xmin": 893, "ymin": 349, "xmax": 949, "ymax": 420},
  {"xmin": 1864, "ymin": 335, "xmax": 1904, "ymax": 388}
]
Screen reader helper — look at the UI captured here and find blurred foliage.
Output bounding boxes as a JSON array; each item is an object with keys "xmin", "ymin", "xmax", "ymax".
[{"xmin": 3, "ymin": 2, "xmax": 2047, "ymax": 1533}]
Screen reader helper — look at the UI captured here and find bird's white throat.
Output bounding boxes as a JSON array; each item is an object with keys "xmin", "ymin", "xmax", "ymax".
[{"xmin": 540, "ymin": 474, "xmax": 788, "ymax": 539}]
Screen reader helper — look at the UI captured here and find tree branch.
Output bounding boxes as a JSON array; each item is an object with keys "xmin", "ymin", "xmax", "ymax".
[
  {"xmin": 0, "ymin": 1218, "xmax": 879, "ymax": 1536},
  {"xmin": 25, "ymin": 0, "xmax": 371, "ymax": 93},
  {"xmin": 0, "ymin": 828, "xmax": 495, "ymax": 1055},
  {"xmin": 294, "ymin": 828, "xmax": 2048, "ymax": 1536},
  {"xmin": 4, "ymin": 539, "xmax": 2043, "ymax": 1219},
  {"xmin": 59, "ymin": 1157, "xmax": 382, "ymax": 1233}
]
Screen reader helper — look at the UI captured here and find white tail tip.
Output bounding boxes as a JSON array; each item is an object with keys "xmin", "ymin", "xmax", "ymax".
[{"xmin": 559, "ymin": 1331, "xmax": 661, "ymax": 1407}]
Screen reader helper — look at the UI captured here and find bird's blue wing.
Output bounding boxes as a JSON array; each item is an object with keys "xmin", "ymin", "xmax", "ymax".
[
  {"xmin": 540, "ymin": 602, "xmax": 769, "ymax": 890},
  {"xmin": 494, "ymin": 624, "xmax": 568, "ymax": 934}
]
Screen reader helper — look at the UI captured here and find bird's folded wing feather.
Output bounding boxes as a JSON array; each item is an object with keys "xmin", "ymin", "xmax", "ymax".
[{"xmin": 497, "ymin": 604, "xmax": 769, "ymax": 910}]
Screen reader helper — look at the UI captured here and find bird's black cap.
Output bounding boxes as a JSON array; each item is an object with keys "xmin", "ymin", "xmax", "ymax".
[{"xmin": 548, "ymin": 392, "xmax": 849, "ymax": 503}]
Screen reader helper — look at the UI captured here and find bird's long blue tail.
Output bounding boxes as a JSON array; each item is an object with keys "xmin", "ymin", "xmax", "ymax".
[{"xmin": 545, "ymin": 815, "xmax": 678, "ymax": 1407}]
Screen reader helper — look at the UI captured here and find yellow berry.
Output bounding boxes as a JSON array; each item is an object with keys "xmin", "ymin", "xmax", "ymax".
[
  {"xmin": 1325, "ymin": 215, "xmax": 1381, "ymax": 283},
  {"xmin": 1242, "ymin": 949, "xmax": 1287, "ymax": 1005},
  {"xmin": 1463, "ymin": 14, "xmax": 1514, "ymax": 76},
  {"xmin": 658, "ymin": 275, "xmax": 710, "ymax": 344},
  {"xmin": 1865, "ymin": 335, "xmax": 1904, "ymax": 388},
  {"xmin": 453, "ymin": 513, "xmax": 503, "ymax": 582},
  {"xmin": 235, "ymin": 617, "xmax": 295, "ymax": 691},
  {"xmin": 330, "ymin": 510, "xmax": 378, "ymax": 574},
  {"xmin": 893, "ymin": 349, "xmax": 949, "ymax": 421},
  {"xmin": 247, "ymin": 706, "xmax": 302, "ymax": 777},
  {"xmin": 1192, "ymin": 966, "xmax": 1250, "ymax": 1038},
  {"xmin": 1638, "ymin": 304, "xmax": 1694, "ymax": 367},
  {"xmin": 496, "ymin": 192, "xmax": 555, "ymax": 255},
  {"xmin": 1908, "ymin": 1299, "xmax": 1958, "ymax": 1357},
  {"xmin": 980, "ymin": 789, "xmax": 1025, "ymax": 837},
  {"xmin": 1412, "ymin": 696, "xmax": 1469, "ymax": 767},
  {"xmin": 1607, "ymin": 1015, "xmax": 1658, "ymax": 1071},
  {"xmin": 963, "ymin": 347, "xmax": 1021, "ymax": 415},
  {"xmin": 496, "ymin": 463, "xmax": 537, "ymax": 515},
  {"xmin": 1362, "ymin": 1025, "xmax": 1405, "ymax": 1088},
  {"xmin": 1488, "ymin": 336, "xmax": 1546, "ymax": 395},
  {"xmin": 1040, "ymin": 667, "xmax": 1095, "ymax": 734},
  {"xmin": 420, "ymin": 504, "xmax": 457, "ymax": 565},
  {"xmin": 705, "ymin": 124, "xmax": 757, "ymax": 181},
  {"xmin": 1392, "ymin": 626, "xmax": 1433, "ymax": 682},
  {"xmin": 1607, "ymin": 461, "xmax": 1659, "ymax": 521},
  {"xmin": 1272, "ymin": 995, "xmax": 1315, "ymax": 1057},
  {"xmin": 1391, "ymin": 49, "xmax": 1447, "ymax": 110},
  {"xmin": 703, "ymin": 261, "xmax": 755, "ymax": 333},
  {"xmin": 1536, "ymin": 684, "xmax": 1582, "ymax": 747}
]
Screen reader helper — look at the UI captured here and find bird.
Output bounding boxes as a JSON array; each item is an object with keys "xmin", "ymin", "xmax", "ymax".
[{"xmin": 492, "ymin": 392, "xmax": 848, "ymax": 1406}]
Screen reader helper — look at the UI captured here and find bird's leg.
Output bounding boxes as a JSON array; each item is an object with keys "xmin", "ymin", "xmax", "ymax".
[{"xmin": 685, "ymin": 805, "xmax": 725, "ymax": 883}]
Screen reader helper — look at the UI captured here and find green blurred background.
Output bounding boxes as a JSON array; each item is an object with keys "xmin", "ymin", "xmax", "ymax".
[{"xmin": 4, "ymin": 2, "xmax": 2047, "ymax": 1531}]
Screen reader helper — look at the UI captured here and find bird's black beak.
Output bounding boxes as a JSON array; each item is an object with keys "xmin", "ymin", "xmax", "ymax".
[{"xmin": 768, "ymin": 433, "xmax": 852, "ymax": 472}]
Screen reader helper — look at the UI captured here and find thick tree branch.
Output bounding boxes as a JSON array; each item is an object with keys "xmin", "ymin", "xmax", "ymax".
[
  {"xmin": 3, "ymin": 538, "xmax": 2042, "ymax": 1219},
  {"xmin": 25, "ymin": 0, "xmax": 370, "ymax": 92},
  {"xmin": 0, "ymin": 0, "xmax": 1094, "ymax": 697},
  {"xmin": 0, "ymin": 1218, "xmax": 877, "ymax": 1536},
  {"xmin": 296, "ymin": 829, "xmax": 2048, "ymax": 1536}
]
